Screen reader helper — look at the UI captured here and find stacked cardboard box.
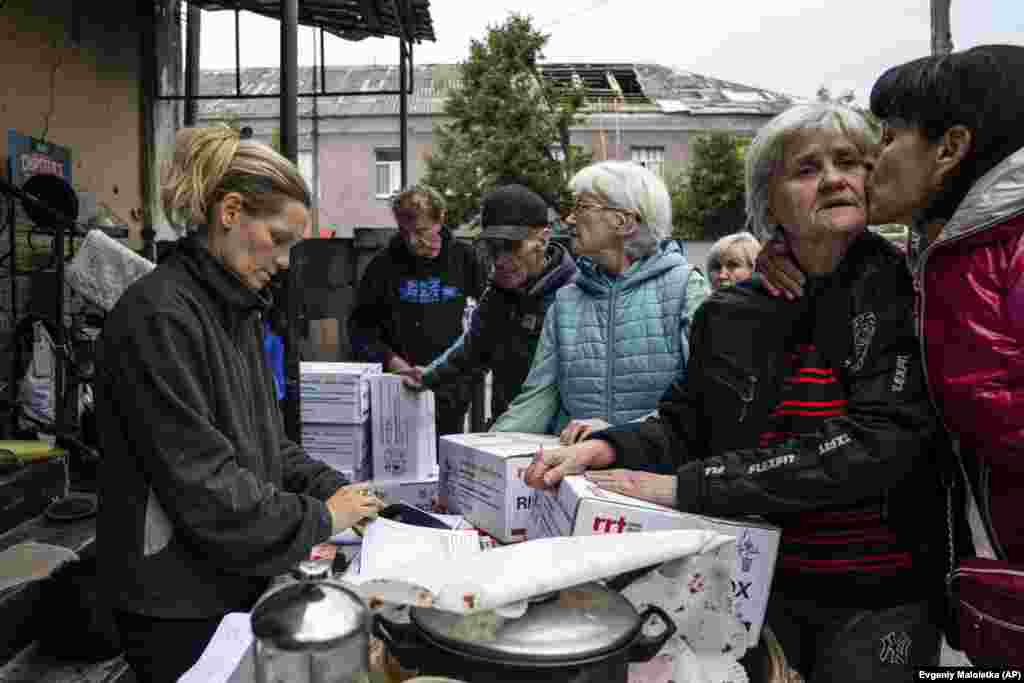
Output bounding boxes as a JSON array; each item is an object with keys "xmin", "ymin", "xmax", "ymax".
[
  {"xmin": 300, "ymin": 362, "xmax": 380, "ymax": 474},
  {"xmin": 438, "ymin": 432, "xmax": 562, "ymax": 544},
  {"xmin": 367, "ymin": 374, "xmax": 438, "ymax": 482},
  {"xmin": 529, "ymin": 474, "xmax": 781, "ymax": 644}
]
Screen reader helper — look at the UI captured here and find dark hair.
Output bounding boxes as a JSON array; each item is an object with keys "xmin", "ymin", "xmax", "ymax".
[{"xmin": 870, "ymin": 44, "xmax": 1024, "ymax": 221}]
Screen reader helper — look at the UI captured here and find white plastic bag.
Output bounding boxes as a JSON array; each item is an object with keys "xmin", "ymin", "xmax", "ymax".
[{"xmin": 18, "ymin": 321, "xmax": 56, "ymax": 429}]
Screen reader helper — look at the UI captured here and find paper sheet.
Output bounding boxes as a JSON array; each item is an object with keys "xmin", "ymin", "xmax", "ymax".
[
  {"xmin": 351, "ymin": 528, "xmax": 735, "ymax": 614},
  {"xmin": 177, "ymin": 612, "xmax": 254, "ymax": 683}
]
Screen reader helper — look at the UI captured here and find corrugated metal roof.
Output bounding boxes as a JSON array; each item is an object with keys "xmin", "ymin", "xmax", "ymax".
[
  {"xmin": 187, "ymin": 0, "xmax": 435, "ymax": 43},
  {"xmin": 197, "ymin": 62, "xmax": 792, "ymax": 119}
]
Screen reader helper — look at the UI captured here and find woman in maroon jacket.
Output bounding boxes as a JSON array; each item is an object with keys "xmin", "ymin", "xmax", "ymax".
[{"xmin": 867, "ymin": 45, "xmax": 1024, "ymax": 566}]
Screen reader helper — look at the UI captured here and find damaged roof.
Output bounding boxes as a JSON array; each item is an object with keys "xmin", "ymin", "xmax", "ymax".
[{"xmin": 197, "ymin": 62, "xmax": 793, "ymax": 119}]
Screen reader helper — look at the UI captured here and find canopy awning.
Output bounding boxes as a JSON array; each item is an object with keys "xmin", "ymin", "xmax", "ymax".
[{"xmin": 187, "ymin": 0, "xmax": 435, "ymax": 43}]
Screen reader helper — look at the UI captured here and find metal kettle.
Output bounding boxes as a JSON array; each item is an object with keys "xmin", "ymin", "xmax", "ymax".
[{"xmin": 251, "ymin": 560, "xmax": 370, "ymax": 683}]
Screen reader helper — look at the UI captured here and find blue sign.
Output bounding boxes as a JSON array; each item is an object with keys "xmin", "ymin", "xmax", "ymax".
[{"xmin": 7, "ymin": 130, "xmax": 72, "ymax": 186}]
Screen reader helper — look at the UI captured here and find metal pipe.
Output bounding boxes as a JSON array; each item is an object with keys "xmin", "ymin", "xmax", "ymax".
[
  {"xmin": 320, "ymin": 26, "xmax": 326, "ymax": 97},
  {"xmin": 399, "ymin": 37, "xmax": 408, "ymax": 188},
  {"xmin": 184, "ymin": 2, "xmax": 201, "ymax": 126},
  {"xmin": 157, "ymin": 90, "xmax": 408, "ymax": 100},
  {"xmin": 280, "ymin": 0, "xmax": 301, "ymax": 443},
  {"xmin": 141, "ymin": 0, "xmax": 158, "ymax": 262},
  {"xmin": 235, "ymin": 7, "xmax": 242, "ymax": 95}
]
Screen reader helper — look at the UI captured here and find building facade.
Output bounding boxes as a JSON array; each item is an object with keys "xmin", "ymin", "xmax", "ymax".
[{"xmin": 198, "ymin": 62, "xmax": 795, "ymax": 236}]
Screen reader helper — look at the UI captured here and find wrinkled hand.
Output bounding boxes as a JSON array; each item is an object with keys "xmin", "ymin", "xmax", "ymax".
[
  {"xmin": 559, "ymin": 418, "xmax": 611, "ymax": 445},
  {"xmin": 326, "ymin": 482, "xmax": 386, "ymax": 534},
  {"xmin": 386, "ymin": 355, "xmax": 413, "ymax": 375},
  {"xmin": 398, "ymin": 366, "xmax": 428, "ymax": 391},
  {"xmin": 755, "ymin": 234, "xmax": 804, "ymax": 300},
  {"xmin": 584, "ymin": 470, "xmax": 678, "ymax": 508},
  {"xmin": 524, "ymin": 441, "xmax": 617, "ymax": 489}
]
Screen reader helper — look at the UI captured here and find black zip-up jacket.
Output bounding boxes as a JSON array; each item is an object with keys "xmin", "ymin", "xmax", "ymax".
[
  {"xmin": 422, "ymin": 242, "xmax": 577, "ymax": 419},
  {"xmin": 348, "ymin": 228, "xmax": 487, "ymax": 404},
  {"xmin": 595, "ymin": 232, "xmax": 947, "ymax": 595},
  {"xmin": 95, "ymin": 236, "xmax": 348, "ymax": 619}
]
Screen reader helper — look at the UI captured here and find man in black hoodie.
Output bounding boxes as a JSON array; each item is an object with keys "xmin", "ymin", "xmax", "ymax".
[
  {"xmin": 349, "ymin": 184, "xmax": 487, "ymax": 438},
  {"xmin": 400, "ymin": 184, "xmax": 577, "ymax": 423}
]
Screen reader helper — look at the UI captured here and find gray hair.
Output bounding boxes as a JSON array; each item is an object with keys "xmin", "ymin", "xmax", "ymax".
[
  {"xmin": 570, "ymin": 161, "xmax": 671, "ymax": 260},
  {"xmin": 706, "ymin": 231, "xmax": 761, "ymax": 273},
  {"xmin": 744, "ymin": 103, "xmax": 880, "ymax": 240}
]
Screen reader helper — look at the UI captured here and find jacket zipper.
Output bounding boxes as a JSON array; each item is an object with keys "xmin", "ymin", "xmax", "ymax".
[
  {"xmin": 606, "ymin": 281, "xmax": 619, "ymax": 422},
  {"xmin": 960, "ymin": 600, "xmax": 1024, "ymax": 633},
  {"xmin": 708, "ymin": 360, "xmax": 758, "ymax": 423}
]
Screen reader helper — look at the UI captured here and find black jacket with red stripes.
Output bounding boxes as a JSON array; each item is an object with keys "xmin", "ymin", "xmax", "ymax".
[{"xmin": 594, "ymin": 231, "xmax": 947, "ymax": 597}]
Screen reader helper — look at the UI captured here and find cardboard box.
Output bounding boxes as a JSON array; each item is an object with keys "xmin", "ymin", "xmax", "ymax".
[
  {"xmin": 366, "ymin": 476, "xmax": 439, "ymax": 512},
  {"xmin": 438, "ymin": 432, "xmax": 562, "ymax": 544},
  {"xmin": 369, "ymin": 374, "xmax": 437, "ymax": 481},
  {"xmin": 529, "ymin": 475, "xmax": 780, "ymax": 643},
  {"xmin": 299, "ymin": 362, "xmax": 381, "ymax": 424},
  {"xmin": 301, "ymin": 422, "xmax": 369, "ymax": 473}
]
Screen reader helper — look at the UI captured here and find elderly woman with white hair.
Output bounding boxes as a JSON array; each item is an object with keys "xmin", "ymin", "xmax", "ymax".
[
  {"xmin": 492, "ymin": 161, "xmax": 709, "ymax": 442},
  {"xmin": 525, "ymin": 105, "xmax": 948, "ymax": 679}
]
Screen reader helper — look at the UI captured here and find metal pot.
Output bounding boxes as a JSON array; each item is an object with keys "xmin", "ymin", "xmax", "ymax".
[
  {"xmin": 251, "ymin": 560, "xmax": 371, "ymax": 683},
  {"xmin": 375, "ymin": 582, "xmax": 675, "ymax": 683}
]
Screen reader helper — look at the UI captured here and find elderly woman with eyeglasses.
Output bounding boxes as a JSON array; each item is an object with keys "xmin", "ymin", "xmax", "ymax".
[
  {"xmin": 491, "ymin": 161, "xmax": 709, "ymax": 444},
  {"xmin": 526, "ymin": 105, "xmax": 948, "ymax": 678}
]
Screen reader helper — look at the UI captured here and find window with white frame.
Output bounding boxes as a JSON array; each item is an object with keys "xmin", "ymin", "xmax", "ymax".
[
  {"xmin": 375, "ymin": 149, "xmax": 402, "ymax": 198},
  {"xmin": 549, "ymin": 144, "xmax": 566, "ymax": 162},
  {"xmin": 631, "ymin": 146, "xmax": 665, "ymax": 178}
]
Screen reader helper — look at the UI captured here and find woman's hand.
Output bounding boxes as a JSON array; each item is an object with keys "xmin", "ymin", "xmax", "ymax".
[
  {"xmin": 584, "ymin": 470, "xmax": 678, "ymax": 508},
  {"xmin": 559, "ymin": 418, "xmax": 611, "ymax": 445},
  {"xmin": 755, "ymin": 234, "xmax": 805, "ymax": 300},
  {"xmin": 326, "ymin": 482, "xmax": 386, "ymax": 534},
  {"xmin": 524, "ymin": 441, "xmax": 617, "ymax": 489},
  {"xmin": 398, "ymin": 366, "xmax": 428, "ymax": 391}
]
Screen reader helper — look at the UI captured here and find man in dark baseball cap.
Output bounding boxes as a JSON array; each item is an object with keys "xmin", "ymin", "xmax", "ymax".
[{"xmin": 401, "ymin": 183, "xmax": 577, "ymax": 421}]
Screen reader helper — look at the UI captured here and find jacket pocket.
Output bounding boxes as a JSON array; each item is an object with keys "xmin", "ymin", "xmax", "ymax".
[{"xmin": 707, "ymin": 353, "xmax": 758, "ymax": 423}]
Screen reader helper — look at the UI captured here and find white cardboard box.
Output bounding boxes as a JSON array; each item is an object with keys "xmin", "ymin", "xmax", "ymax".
[
  {"xmin": 366, "ymin": 476, "xmax": 440, "ymax": 512},
  {"xmin": 301, "ymin": 422, "xmax": 369, "ymax": 473},
  {"xmin": 369, "ymin": 374, "xmax": 437, "ymax": 481},
  {"xmin": 299, "ymin": 362, "xmax": 381, "ymax": 424},
  {"xmin": 438, "ymin": 432, "xmax": 562, "ymax": 544},
  {"xmin": 529, "ymin": 474, "xmax": 780, "ymax": 643}
]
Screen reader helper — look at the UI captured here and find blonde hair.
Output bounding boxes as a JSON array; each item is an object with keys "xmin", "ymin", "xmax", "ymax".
[
  {"xmin": 161, "ymin": 125, "xmax": 311, "ymax": 233},
  {"xmin": 707, "ymin": 231, "xmax": 761, "ymax": 273}
]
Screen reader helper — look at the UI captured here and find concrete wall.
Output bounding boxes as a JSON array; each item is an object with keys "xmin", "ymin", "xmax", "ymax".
[{"xmin": 1, "ymin": 0, "xmax": 147, "ymax": 244}]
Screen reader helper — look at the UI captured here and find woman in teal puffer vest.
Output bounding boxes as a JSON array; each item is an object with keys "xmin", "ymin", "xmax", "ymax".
[{"xmin": 492, "ymin": 161, "xmax": 709, "ymax": 440}]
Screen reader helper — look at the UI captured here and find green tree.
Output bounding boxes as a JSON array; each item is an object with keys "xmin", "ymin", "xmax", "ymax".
[
  {"xmin": 424, "ymin": 14, "xmax": 591, "ymax": 228},
  {"xmin": 671, "ymin": 132, "xmax": 749, "ymax": 241}
]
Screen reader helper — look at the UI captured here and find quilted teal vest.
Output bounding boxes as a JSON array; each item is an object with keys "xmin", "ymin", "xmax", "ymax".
[{"xmin": 552, "ymin": 241, "xmax": 694, "ymax": 425}]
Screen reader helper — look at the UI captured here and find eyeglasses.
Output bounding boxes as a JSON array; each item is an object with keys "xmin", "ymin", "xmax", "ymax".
[
  {"xmin": 483, "ymin": 226, "xmax": 551, "ymax": 258},
  {"xmin": 568, "ymin": 200, "xmax": 639, "ymax": 220}
]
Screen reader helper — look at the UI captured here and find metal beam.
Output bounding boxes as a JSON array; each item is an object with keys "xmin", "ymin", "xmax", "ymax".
[
  {"xmin": 399, "ymin": 37, "xmax": 408, "ymax": 188},
  {"xmin": 280, "ymin": 0, "xmax": 301, "ymax": 443},
  {"xmin": 184, "ymin": 2, "xmax": 202, "ymax": 126}
]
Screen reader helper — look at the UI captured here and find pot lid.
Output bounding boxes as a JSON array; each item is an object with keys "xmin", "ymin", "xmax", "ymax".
[
  {"xmin": 411, "ymin": 583, "xmax": 640, "ymax": 665},
  {"xmin": 251, "ymin": 565, "xmax": 368, "ymax": 652}
]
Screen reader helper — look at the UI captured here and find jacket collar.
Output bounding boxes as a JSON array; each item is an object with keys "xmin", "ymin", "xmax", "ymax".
[
  {"xmin": 575, "ymin": 240, "xmax": 688, "ymax": 295},
  {"xmin": 907, "ymin": 145, "xmax": 1024, "ymax": 273},
  {"xmin": 174, "ymin": 235, "xmax": 271, "ymax": 322}
]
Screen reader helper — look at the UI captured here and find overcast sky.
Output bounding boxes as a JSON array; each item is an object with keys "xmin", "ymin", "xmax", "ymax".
[{"xmin": 197, "ymin": 1, "xmax": 1021, "ymax": 104}]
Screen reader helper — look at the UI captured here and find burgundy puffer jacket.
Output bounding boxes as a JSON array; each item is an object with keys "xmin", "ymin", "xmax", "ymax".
[{"xmin": 914, "ymin": 147, "xmax": 1024, "ymax": 561}]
